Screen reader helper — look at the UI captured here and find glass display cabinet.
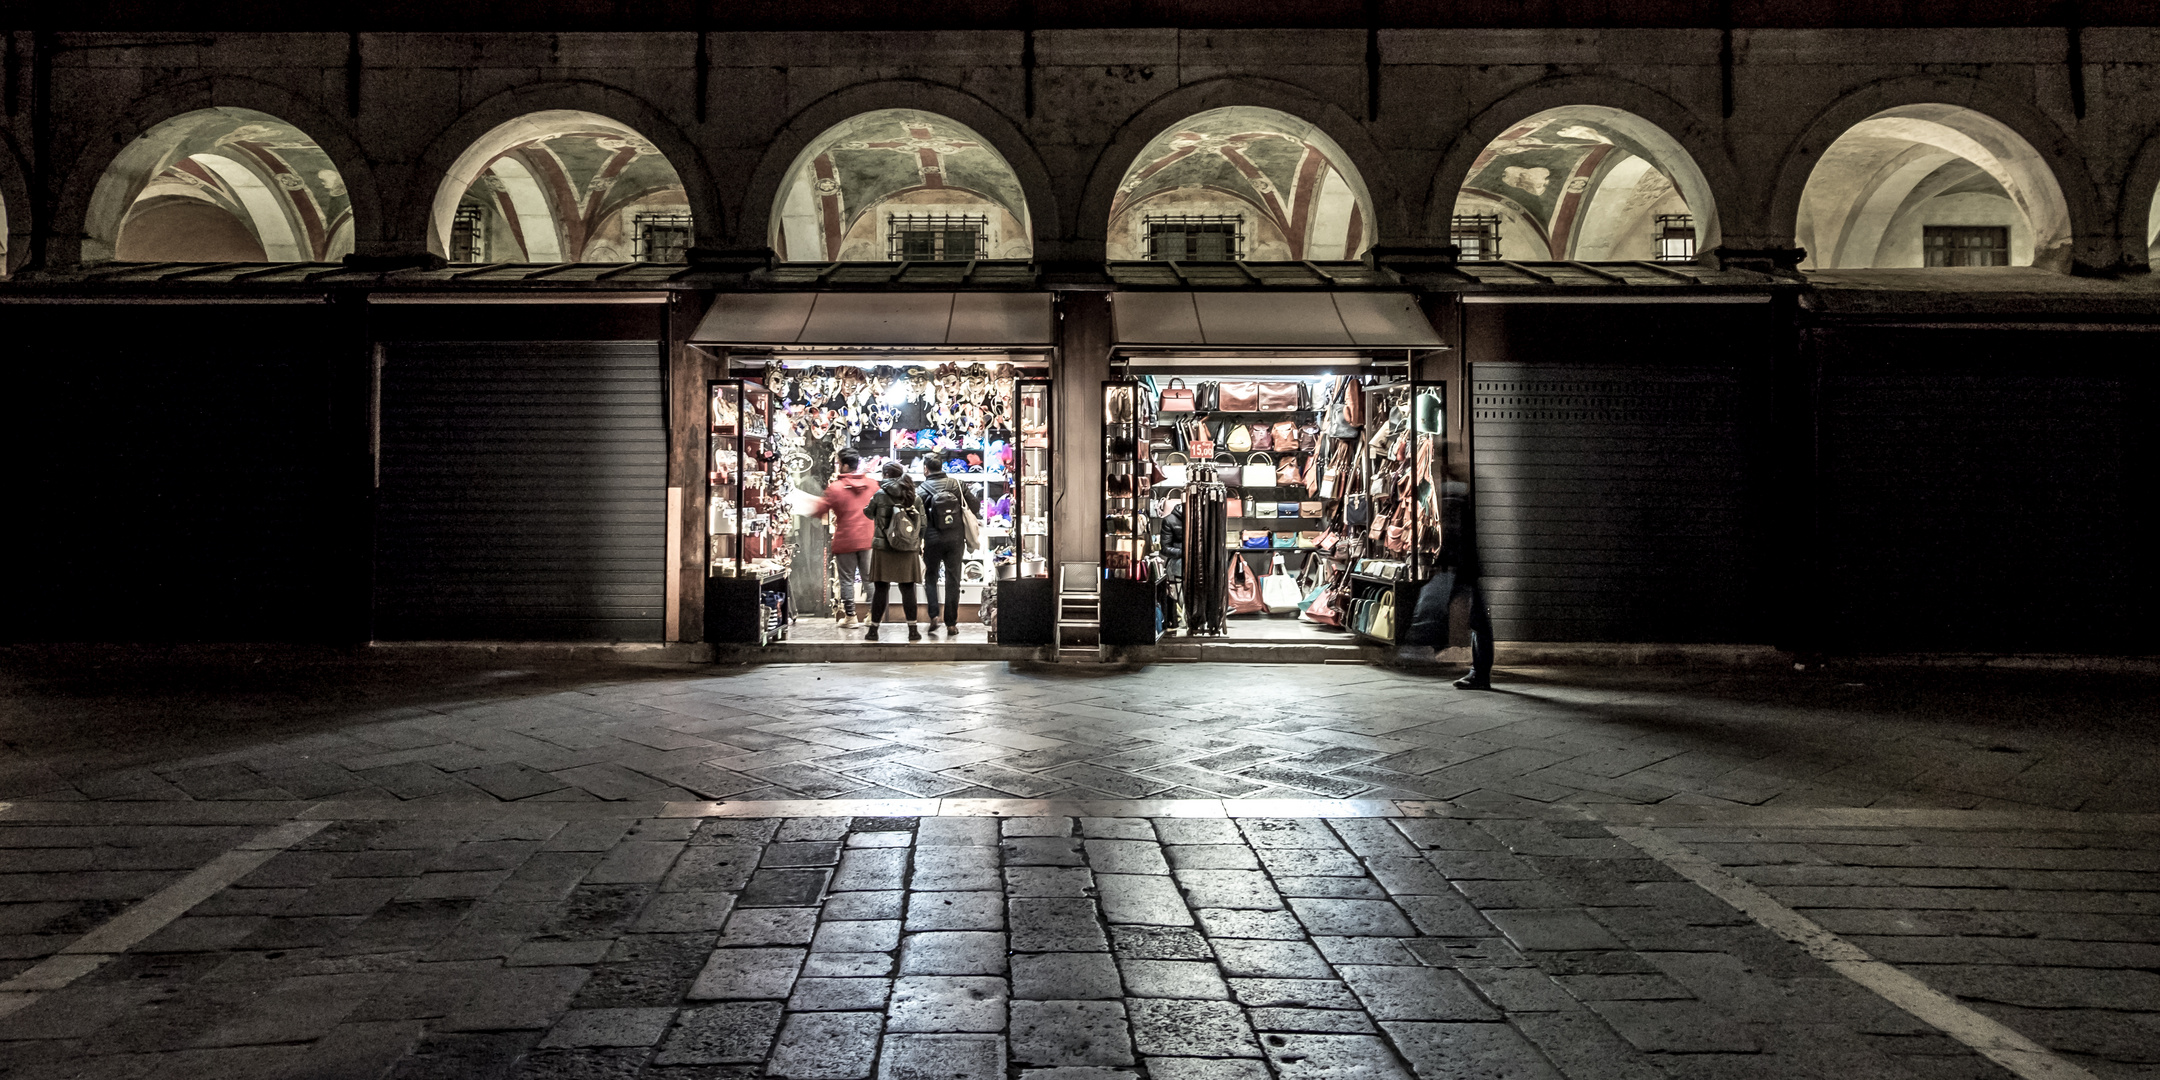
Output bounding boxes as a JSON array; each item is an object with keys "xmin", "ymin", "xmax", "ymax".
[{"xmin": 706, "ymin": 377, "xmax": 793, "ymax": 644}]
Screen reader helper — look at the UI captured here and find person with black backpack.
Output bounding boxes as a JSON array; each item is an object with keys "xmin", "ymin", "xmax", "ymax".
[
  {"xmin": 863, "ymin": 462, "xmax": 928, "ymax": 642},
  {"xmin": 915, "ymin": 458, "xmax": 982, "ymax": 637}
]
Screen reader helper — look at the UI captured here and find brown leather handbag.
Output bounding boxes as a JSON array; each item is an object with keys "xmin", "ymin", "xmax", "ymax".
[
  {"xmin": 1250, "ymin": 424, "xmax": 1274, "ymax": 452},
  {"xmin": 1271, "ymin": 421, "xmax": 1298, "ymax": 448},
  {"xmin": 1276, "ymin": 455, "xmax": 1302, "ymax": 486},
  {"xmin": 1218, "ymin": 381, "xmax": 1261, "ymax": 412},
  {"xmin": 1228, "ymin": 556, "xmax": 1267, "ymax": 614},
  {"xmin": 1259, "ymin": 382, "xmax": 1301, "ymax": 411}
]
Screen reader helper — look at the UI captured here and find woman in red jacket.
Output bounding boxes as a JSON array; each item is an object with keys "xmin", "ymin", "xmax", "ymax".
[{"xmin": 808, "ymin": 452, "xmax": 878, "ymax": 628}]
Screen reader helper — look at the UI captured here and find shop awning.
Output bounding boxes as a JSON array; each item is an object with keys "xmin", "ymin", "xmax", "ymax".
[
  {"xmin": 1112, "ymin": 291, "xmax": 1443, "ymax": 349},
  {"xmin": 690, "ymin": 292, "xmax": 1056, "ymax": 348}
]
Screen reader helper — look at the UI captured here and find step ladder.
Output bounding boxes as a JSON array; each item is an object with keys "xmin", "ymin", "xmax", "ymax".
[{"xmin": 1055, "ymin": 561, "xmax": 1101, "ymax": 655}]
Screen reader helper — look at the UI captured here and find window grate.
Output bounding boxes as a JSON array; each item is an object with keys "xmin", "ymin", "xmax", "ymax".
[
  {"xmin": 1452, "ymin": 214, "xmax": 1502, "ymax": 261},
  {"xmin": 635, "ymin": 213, "xmax": 694, "ymax": 264},
  {"xmin": 1654, "ymin": 214, "xmax": 1697, "ymax": 262},
  {"xmin": 450, "ymin": 204, "xmax": 487, "ymax": 264},
  {"xmin": 1145, "ymin": 214, "xmax": 1244, "ymax": 261},
  {"xmin": 888, "ymin": 213, "xmax": 986, "ymax": 262},
  {"xmin": 1922, "ymin": 225, "xmax": 2009, "ymax": 268}
]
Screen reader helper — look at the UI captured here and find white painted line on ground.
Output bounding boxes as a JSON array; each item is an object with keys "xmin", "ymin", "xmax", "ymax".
[
  {"xmin": 1609, "ymin": 824, "xmax": 2101, "ymax": 1080},
  {"xmin": 0, "ymin": 818, "xmax": 330, "ymax": 1018}
]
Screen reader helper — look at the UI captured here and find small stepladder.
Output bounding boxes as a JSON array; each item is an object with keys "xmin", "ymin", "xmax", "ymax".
[{"xmin": 1055, "ymin": 561, "xmax": 1101, "ymax": 656}]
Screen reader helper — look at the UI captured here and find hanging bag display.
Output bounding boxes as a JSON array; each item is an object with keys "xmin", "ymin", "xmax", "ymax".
[
  {"xmin": 1159, "ymin": 378, "xmax": 1195, "ymax": 413},
  {"xmin": 1218, "ymin": 381, "xmax": 1262, "ymax": 412},
  {"xmin": 1262, "ymin": 554, "xmax": 1302, "ymax": 611},
  {"xmin": 1241, "ymin": 452, "xmax": 1276, "ymax": 488},
  {"xmin": 1228, "ymin": 556, "xmax": 1267, "ymax": 614}
]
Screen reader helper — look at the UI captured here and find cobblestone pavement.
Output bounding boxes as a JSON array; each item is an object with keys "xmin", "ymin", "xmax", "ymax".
[{"xmin": 0, "ymin": 656, "xmax": 2153, "ymax": 1079}]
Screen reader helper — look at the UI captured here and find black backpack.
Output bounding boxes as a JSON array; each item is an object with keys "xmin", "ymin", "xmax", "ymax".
[{"xmin": 926, "ymin": 479, "xmax": 963, "ymax": 531}]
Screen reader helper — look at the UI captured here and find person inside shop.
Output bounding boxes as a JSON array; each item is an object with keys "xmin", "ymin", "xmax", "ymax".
[
  {"xmin": 863, "ymin": 461, "xmax": 928, "ymax": 642},
  {"xmin": 916, "ymin": 458, "xmax": 981, "ymax": 638},
  {"xmin": 1409, "ymin": 474, "xmax": 1494, "ymax": 689},
  {"xmin": 807, "ymin": 451, "xmax": 877, "ymax": 628}
]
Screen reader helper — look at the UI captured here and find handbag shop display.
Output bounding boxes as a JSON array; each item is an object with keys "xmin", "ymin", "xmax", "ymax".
[
  {"xmin": 1100, "ymin": 373, "xmax": 1445, "ymax": 646},
  {"xmin": 706, "ymin": 361, "xmax": 1052, "ymax": 645}
]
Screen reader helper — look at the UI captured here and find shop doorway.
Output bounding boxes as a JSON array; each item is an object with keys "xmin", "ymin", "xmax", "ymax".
[
  {"xmin": 1103, "ymin": 368, "xmax": 1445, "ymax": 650},
  {"xmin": 704, "ymin": 358, "xmax": 1052, "ymax": 646}
]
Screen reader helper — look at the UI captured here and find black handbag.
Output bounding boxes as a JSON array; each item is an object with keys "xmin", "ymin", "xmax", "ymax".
[
  {"xmin": 1197, "ymin": 381, "xmax": 1219, "ymax": 412},
  {"xmin": 1345, "ymin": 491, "xmax": 1372, "ymax": 528}
]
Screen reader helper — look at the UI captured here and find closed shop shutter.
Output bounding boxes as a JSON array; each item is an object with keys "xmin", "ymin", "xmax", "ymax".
[
  {"xmin": 375, "ymin": 342, "xmax": 667, "ymax": 641},
  {"xmin": 1819, "ymin": 339, "xmax": 2139, "ymax": 652},
  {"xmin": 1471, "ymin": 364, "xmax": 1753, "ymax": 642}
]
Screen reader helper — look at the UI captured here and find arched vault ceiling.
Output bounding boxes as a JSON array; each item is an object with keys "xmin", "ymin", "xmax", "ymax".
[
  {"xmin": 1464, "ymin": 113, "xmax": 1678, "ymax": 228},
  {"xmin": 1111, "ymin": 108, "xmax": 1356, "ymax": 223},
  {"xmin": 803, "ymin": 110, "xmax": 1028, "ymax": 233}
]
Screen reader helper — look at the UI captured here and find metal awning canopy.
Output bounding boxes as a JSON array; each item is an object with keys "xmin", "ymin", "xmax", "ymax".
[
  {"xmin": 690, "ymin": 292, "xmax": 1055, "ymax": 348},
  {"xmin": 1112, "ymin": 291, "xmax": 1443, "ymax": 350}
]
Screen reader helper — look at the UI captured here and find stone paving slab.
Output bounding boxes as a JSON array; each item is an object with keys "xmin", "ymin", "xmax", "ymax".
[{"xmin": 3, "ymin": 802, "xmax": 2148, "ymax": 1079}]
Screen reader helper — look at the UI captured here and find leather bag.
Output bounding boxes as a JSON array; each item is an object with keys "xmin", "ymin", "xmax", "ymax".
[
  {"xmin": 1272, "ymin": 421, "xmax": 1299, "ymax": 449},
  {"xmin": 1371, "ymin": 589, "xmax": 1396, "ymax": 640},
  {"xmin": 1258, "ymin": 382, "xmax": 1302, "ymax": 412},
  {"xmin": 1242, "ymin": 452, "xmax": 1276, "ymax": 488},
  {"xmin": 1215, "ymin": 452, "xmax": 1240, "ymax": 487},
  {"xmin": 1225, "ymin": 496, "xmax": 1243, "ymax": 517},
  {"xmin": 1250, "ymin": 424, "xmax": 1274, "ymax": 452},
  {"xmin": 1218, "ymin": 381, "xmax": 1261, "ymax": 412},
  {"xmin": 1276, "ymin": 456, "xmax": 1303, "ymax": 487},
  {"xmin": 1226, "ymin": 425, "xmax": 1254, "ymax": 453},
  {"xmin": 1345, "ymin": 491, "xmax": 1372, "ymax": 528},
  {"xmin": 1228, "ymin": 556, "xmax": 1266, "ymax": 614},
  {"xmin": 1241, "ymin": 530, "xmax": 1272, "ymax": 550},
  {"xmin": 1299, "ymin": 501, "xmax": 1322, "ymax": 517},
  {"xmin": 1296, "ymin": 531, "xmax": 1319, "ymax": 548},
  {"xmin": 1160, "ymin": 452, "xmax": 1189, "ymax": 487},
  {"xmin": 1249, "ymin": 501, "xmax": 1278, "ymax": 518},
  {"xmin": 1270, "ymin": 532, "xmax": 1296, "ymax": 550},
  {"xmin": 1261, "ymin": 554, "xmax": 1302, "ymax": 611},
  {"xmin": 1159, "ymin": 378, "xmax": 1195, "ymax": 413}
]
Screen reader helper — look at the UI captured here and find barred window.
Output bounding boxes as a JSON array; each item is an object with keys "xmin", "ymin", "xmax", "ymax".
[
  {"xmin": 1654, "ymin": 214, "xmax": 1697, "ymax": 262},
  {"xmin": 888, "ymin": 213, "xmax": 986, "ymax": 261},
  {"xmin": 1145, "ymin": 215, "xmax": 1243, "ymax": 261},
  {"xmin": 1452, "ymin": 214, "xmax": 1502, "ymax": 261},
  {"xmin": 635, "ymin": 213, "xmax": 694, "ymax": 264},
  {"xmin": 1922, "ymin": 225, "xmax": 2009, "ymax": 267},
  {"xmin": 450, "ymin": 204, "xmax": 487, "ymax": 263}
]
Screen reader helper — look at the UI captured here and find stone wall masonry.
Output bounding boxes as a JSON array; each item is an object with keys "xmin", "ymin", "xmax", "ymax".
[{"xmin": 6, "ymin": 25, "xmax": 2160, "ymax": 268}]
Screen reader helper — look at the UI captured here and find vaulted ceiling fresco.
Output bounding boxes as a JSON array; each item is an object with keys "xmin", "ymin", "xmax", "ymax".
[
  {"xmin": 96, "ymin": 107, "xmax": 353, "ymax": 263},
  {"xmin": 1454, "ymin": 107, "xmax": 1705, "ymax": 262},
  {"xmin": 436, "ymin": 111, "xmax": 691, "ymax": 264},
  {"xmin": 773, "ymin": 110, "xmax": 1032, "ymax": 262},
  {"xmin": 1106, "ymin": 107, "xmax": 1373, "ymax": 262}
]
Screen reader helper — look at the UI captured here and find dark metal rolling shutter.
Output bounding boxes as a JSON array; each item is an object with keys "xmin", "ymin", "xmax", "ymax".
[
  {"xmin": 1471, "ymin": 364, "xmax": 1752, "ymax": 642},
  {"xmin": 375, "ymin": 342, "xmax": 667, "ymax": 641},
  {"xmin": 1821, "ymin": 365, "xmax": 2135, "ymax": 652}
]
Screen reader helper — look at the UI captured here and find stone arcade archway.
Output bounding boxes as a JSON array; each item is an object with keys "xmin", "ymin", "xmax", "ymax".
[
  {"xmin": 430, "ymin": 110, "xmax": 694, "ymax": 264},
  {"xmin": 1105, "ymin": 106, "xmax": 1375, "ymax": 262},
  {"xmin": 83, "ymin": 107, "xmax": 355, "ymax": 264},
  {"xmin": 768, "ymin": 109, "xmax": 1033, "ymax": 263},
  {"xmin": 1450, "ymin": 105, "xmax": 1718, "ymax": 263},
  {"xmin": 1796, "ymin": 104, "xmax": 2073, "ymax": 271}
]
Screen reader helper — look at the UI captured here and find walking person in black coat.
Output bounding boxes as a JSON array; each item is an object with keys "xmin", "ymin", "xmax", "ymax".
[
  {"xmin": 915, "ymin": 458, "xmax": 981, "ymax": 637},
  {"xmin": 1406, "ymin": 477, "xmax": 1495, "ymax": 689}
]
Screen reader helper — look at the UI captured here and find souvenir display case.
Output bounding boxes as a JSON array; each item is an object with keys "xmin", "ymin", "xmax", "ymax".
[
  {"xmin": 996, "ymin": 377, "xmax": 1057, "ymax": 645},
  {"xmin": 1099, "ymin": 380, "xmax": 1160, "ymax": 646},
  {"xmin": 705, "ymin": 377, "xmax": 794, "ymax": 644}
]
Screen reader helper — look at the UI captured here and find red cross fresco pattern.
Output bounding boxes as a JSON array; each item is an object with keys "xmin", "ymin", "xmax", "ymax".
[
  {"xmin": 809, "ymin": 124, "xmax": 987, "ymax": 260},
  {"xmin": 1111, "ymin": 131, "xmax": 1337, "ymax": 260}
]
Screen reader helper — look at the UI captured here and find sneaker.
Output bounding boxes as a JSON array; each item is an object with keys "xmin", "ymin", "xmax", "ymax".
[
  {"xmin": 907, "ymin": 624, "xmax": 923, "ymax": 642},
  {"xmin": 840, "ymin": 615, "xmax": 859, "ymax": 628},
  {"xmin": 864, "ymin": 624, "xmax": 879, "ymax": 642},
  {"xmin": 945, "ymin": 623, "xmax": 959, "ymax": 636},
  {"xmin": 1453, "ymin": 674, "xmax": 1492, "ymax": 691}
]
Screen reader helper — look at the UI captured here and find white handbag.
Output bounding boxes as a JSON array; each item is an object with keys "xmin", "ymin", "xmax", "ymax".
[
  {"xmin": 1261, "ymin": 554, "xmax": 1302, "ymax": 613},
  {"xmin": 1242, "ymin": 452, "xmax": 1276, "ymax": 488},
  {"xmin": 1160, "ymin": 452, "xmax": 1189, "ymax": 487}
]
